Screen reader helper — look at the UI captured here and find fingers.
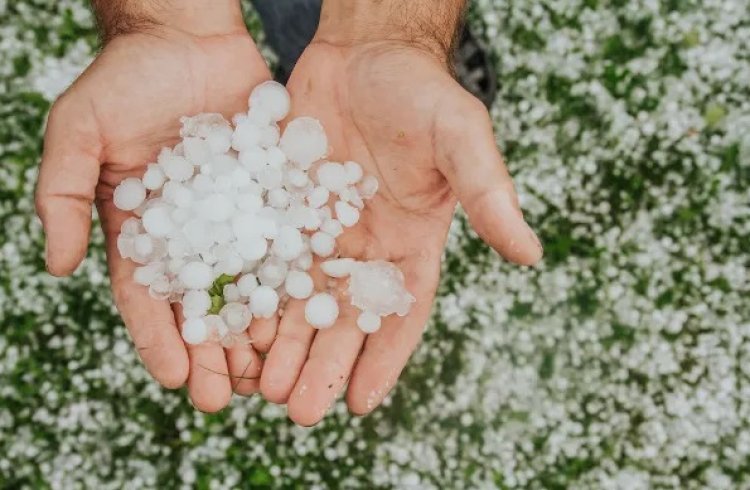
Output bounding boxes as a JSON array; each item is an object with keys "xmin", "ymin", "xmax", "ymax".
[
  {"xmin": 101, "ymin": 200, "xmax": 189, "ymax": 389},
  {"xmin": 259, "ymin": 300, "xmax": 316, "ymax": 404},
  {"xmin": 287, "ymin": 304, "xmax": 365, "ymax": 426},
  {"xmin": 225, "ymin": 341, "xmax": 263, "ymax": 396},
  {"xmin": 36, "ymin": 93, "xmax": 102, "ymax": 276},
  {"xmin": 346, "ymin": 258, "xmax": 440, "ymax": 415},
  {"xmin": 186, "ymin": 342, "xmax": 233, "ymax": 412},
  {"xmin": 437, "ymin": 94, "xmax": 543, "ymax": 266}
]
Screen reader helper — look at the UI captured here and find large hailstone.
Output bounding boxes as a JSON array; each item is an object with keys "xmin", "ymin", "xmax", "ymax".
[
  {"xmin": 347, "ymin": 260, "xmax": 415, "ymax": 317},
  {"xmin": 279, "ymin": 117, "xmax": 328, "ymax": 168}
]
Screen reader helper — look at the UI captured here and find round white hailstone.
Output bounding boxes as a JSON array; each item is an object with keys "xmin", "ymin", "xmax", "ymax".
[
  {"xmin": 113, "ymin": 178, "xmax": 147, "ymax": 211},
  {"xmin": 305, "ymin": 293, "xmax": 339, "ymax": 329},
  {"xmin": 239, "ymin": 146, "xmax": 267, "ymax": 172},
  {"xmin": 183, "ymin": 289, "xmax": 211, "ymax": 316},
  {"xmin": 237, "ymin": 273, "xmax": 259, "ymax": 296},
  {"xmin": 191, "ymin": 173, "xmax": 213, "ymax": 193},
  {"xmin": 303, "ymin": 210, "xmax": 322, "ymax": 232},
  {"xmin": 179, "ymin": 262, "xmax": 214, "ymax": 290},
  {"xmin": 265, "ymin": 147, "xmax": 287, "ymax": 168},
  {"xmin": 171, "ymin": 207, "xmax": 190, "ymax": 225},
  {"xmin": 287, "ymin": 168, "xmax": 308, "ymax": 187},
  {"xmin": 215, "ymin": 253, "xmax": 244, "ymax": 276},
  {"xmin": 183, "ymin": 219, "xmax": 214, "ymax": 250},
  {"xmin": 284, "ymin": 205, "xmax": 309, "ymax": 229},
  {"xmin": 317, "ymin": 206, "xmax": 333, "ymax": 221},
  {"xmin": 172, "ymin": 185, "xmax": 194, "ymax": 208},
  {"xmin": 212, "ymin": 222, "xmax": 233, "ymax": 244},
  {"xmin": 211, "ymin": 154, "xmax": 239, "ymax": 176},
  {"xmin": 236, "ymin": 193, "xmax": 264, "ymax": 213},
  {"xmin": 310, "ymin": 231, "xmax": 336, "ymax": 257},
  {"xmin": 321, "ymin": 218, "xmax": 343, "ymax": 238},
  {"xmin": 321, "ymin": 258, "xmax": 356, "ymax": 278},
  {"xmin": 223, "ymin": 284, "xmax": 241, "ymax": 303},
  {"xmin": 213, "ymin": 175, "xmax": 233, "ymax": 193},
  {"xmin": 133, "ymin": 234, "xmax": 154, "ymax": 257},
  {"xmin": 150, "ymin": 275, "xmax": 172, "ymax": 300},
  {"xmin": 344, "ymin": 161, "xmax": 364, "ymax": 184},
  {"xmin": 257, "ymin": 215, "xmax": 279, "ymax": 239},
  {"xmin": 231, "ymin": 121, "xmax": 262, "ymax": 152},
  {"xmin": 335, "ymin": 201, "xmax": 360, "ymax": 227},
  {"xmin": 258, "ymin": 258, "xmax": 289, "ymax": 288},
  {"xmin": 180, "ymin": 113, "xmax": 231, "ymax": 140},
  {"xmin": 182, "ymin": 137, "xmax": 212, "ymax": 165},
  {"xmin": 168, "ymin": 257, "xmax": 185, "ymax": 275},
  {"xmin": 182, "ymin": 318, "xmax": 209, "ymax": 345},
  {"xmin": 272, "ymin": 226, "xmax": 304, "ymax": 260},
  {"xmin": 317, "ymin": 162, "xmax": 348, "ymax": 193},
  {"xmin": 307, "ymin": 186, "xmax": 330, "ymax": 208},
  {"xmin": 236, "ymin": 235, "xmax": 268, "ymax": 261},
  {"xmin": 258, "ymin": 167, "xmax": 284, "ymax": 190},
  {"xmin": 230, "ymin": 167, "xmax": 252, "ymax": 187},
  {"xmin": 200, "ymin": 194, "xmax": 234, "ymax": 223},
  {"xmin": 161, "ymin": 181, "xmax": 181, "ymax": 202},
  {"xmin": 279, "ymin": 117, "xmax": 328, "ymax": 168},
  {"xmin": 200, "ymin": 249, "xmax": 218, "ymax": 265},
  {"xmin": 358, "ymin": 175, "xmax": 379, "ymax": 199},
  {"xmin": 247, "ymin": 104, "xmax": 272, "ymax": 126},
  {"xmin": 142, "ymin": 206, "xmax": 175, "ymax": 237},
  {"xmin": 348, "ymin": 189, "xmax": 365, "ymax": 209},
  {"xmin": 117, "ymin": 235, "xmax": 135, "ymax": 259},
  {"xmin": 167, "ymin": 237, "xmax": 189, "ymax": 258},
  {"xmin": 357, "ymin": 311, "xmax": 382, "ymax": 334},
  {"xmin": 205, "ymin": 129, "xmax": 233, "ymax": 155},
  {"xmin": 259, "ymin": 125, "xmax": 280, "ymax": 148},
  {"xmin": 268, "ymin": 188, "xmax": 290, "ymax": 208},
  {"xmin": 121, "ymin": 217, "xmax": 142, "ymax": 235},
  {"xmin": 285, "ymin": 270, "xmax": 314, "ymax": 300},
  {"xmin": 220, "ymin": 302, "xmax": 252, "ymax": 333},
  {"xmin": 161, "ymin": 155, "xmax": 193, "ymax": 182},
  {"xmin": 142, "ymin": 164, "xmax": 166, "ymax": 190},
  {"xmin": 249, "ymin": 80, "xmax": 291, "ymax": 122},
  {"xmin": 133, "ymin": 264, "xmax": 161, "ymax": 286},
  {"xmin": 249, "ymin": 286, "xmax": 279, "ymax": 318},
  {"xmin": 294, "ymin": 250, "xmax": 314, "ymax": 271}
]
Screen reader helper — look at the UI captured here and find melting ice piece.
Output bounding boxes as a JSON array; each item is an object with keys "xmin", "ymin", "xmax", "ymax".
[{"xmin": 347, "ymin": 260, "xmax": 415, "ymax": 317}]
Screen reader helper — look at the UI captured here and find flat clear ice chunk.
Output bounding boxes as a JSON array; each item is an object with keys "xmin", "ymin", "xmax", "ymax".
[{"xmin": 347, "ymin": 260, "xmax": 415, "ymax": 317}]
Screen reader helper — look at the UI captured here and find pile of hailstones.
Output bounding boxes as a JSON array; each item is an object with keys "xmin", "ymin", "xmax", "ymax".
[{"xmin": 113, "ymin": 81, "xmax": 415, "ymax": 346}]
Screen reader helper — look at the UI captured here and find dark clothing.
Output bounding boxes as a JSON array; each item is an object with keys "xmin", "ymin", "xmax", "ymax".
[{"xmin": 251, "ymin": 0, "xmax": 322, "ymax": 82}]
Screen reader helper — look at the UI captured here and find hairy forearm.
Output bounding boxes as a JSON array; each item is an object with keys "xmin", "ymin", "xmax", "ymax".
[
  {"xmin": 91, "ymin": 0, "xmax": 245, "ymax": 41},
  {"xmin": 316, "ymin": 0, "xmax": 467, "ymax": 61}
]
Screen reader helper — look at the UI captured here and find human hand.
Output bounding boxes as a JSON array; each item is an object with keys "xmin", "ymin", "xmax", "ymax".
[
  {"xmin": 35, "ymin": 0, "xmax": 271, "ymax": 411},
  {"xmin": 258, "ymin": 0, "xmax": 543, "ymax": 426}
]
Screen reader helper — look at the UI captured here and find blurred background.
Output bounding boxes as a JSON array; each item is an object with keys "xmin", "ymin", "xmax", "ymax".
[{"xmin": 1, "ymin": 0, "xmax": 749, "ymax": 488}]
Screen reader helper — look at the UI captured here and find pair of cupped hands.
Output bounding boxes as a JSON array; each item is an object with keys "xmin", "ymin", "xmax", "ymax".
[{"xmin": 35, "ymin": 13, "xmax": 542, "ymax": 426}]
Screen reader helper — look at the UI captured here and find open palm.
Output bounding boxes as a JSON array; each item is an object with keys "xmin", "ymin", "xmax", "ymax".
[
  {"xmin": 35, "ymin": 27, "xmax": 271, "ymax": 412},
  {"xmin": 258, "ymin": 42, "xmax": 543, "ymax": 425}
]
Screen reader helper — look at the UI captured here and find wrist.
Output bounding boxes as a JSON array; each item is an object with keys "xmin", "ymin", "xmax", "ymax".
[
  {"xmin": 92, "ymin": 0, "xmax": 246, "ymax": 42},
  {"xmin": 314, "ymin": 0, "xmax": 466, "ymax": 64}
]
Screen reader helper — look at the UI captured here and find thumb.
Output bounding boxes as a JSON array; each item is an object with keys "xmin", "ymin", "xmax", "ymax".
[
  {"xmin": 35, "ymin": 93, "xmax": 102, "ymax": 276},
  {"xmin": 437, "ymin": 95, "xmax": 542, "ymax": 266}
]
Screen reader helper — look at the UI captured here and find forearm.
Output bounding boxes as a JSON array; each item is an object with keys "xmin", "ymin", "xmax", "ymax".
[
  {"xmin": 91, "ymin": 0, "xmax": 246, "ymax": 41},
  {"xmin": 315, "ymin": 0, "xmax": 467, "ymax": 62}
]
